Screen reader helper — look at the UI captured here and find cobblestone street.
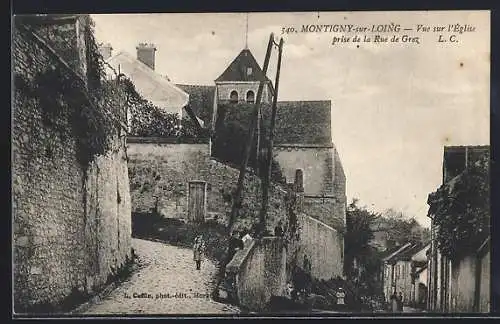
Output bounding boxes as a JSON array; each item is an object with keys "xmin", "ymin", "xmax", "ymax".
[{"xmin": 78, "ymin": 238, "xmax": 240, "ymax": 315}]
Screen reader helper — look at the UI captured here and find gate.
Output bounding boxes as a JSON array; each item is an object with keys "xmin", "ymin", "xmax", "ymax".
[{"xmin": 187, "ymin": 181, "xmax": 207, "ymax": 223}]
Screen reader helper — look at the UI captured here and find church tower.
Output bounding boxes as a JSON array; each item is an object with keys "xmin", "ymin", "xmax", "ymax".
[{"xmin": 214, "ymin": 49, "xmax": 274, "ymax": 105}]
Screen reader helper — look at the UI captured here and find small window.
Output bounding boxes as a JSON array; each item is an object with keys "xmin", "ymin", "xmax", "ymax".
[
  {"xmin": 247, "ymin": 67, "xmax": 252, "ymax": 75},
  {"xmin": 246, "ymin": 90, "xmax": 255, "ymax": 104},
  {"xmin": 230, "ymin": 90, "xmax": 238, "ymax": 103}
]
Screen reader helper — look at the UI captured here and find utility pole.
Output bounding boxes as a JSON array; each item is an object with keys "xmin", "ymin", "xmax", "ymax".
[
  {"xmin": 259, "ymin": 37, "xmax": 284, "ymax": 229},
  {"xmin": 228, "ymin": 33, "xmax": 274, "ymax": 231}
]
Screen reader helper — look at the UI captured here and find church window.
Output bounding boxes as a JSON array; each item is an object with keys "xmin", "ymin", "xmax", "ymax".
[
  {"xmin": 247, "ymin": 67, "xmax": 253, "ymax": 75},
  {"xmin": 230, "ymin": 90, "xmax": 238, "ymax": 103},
  {"xmin": 246, "ymin": 90, "xmax": 255, "ymax": 103}
]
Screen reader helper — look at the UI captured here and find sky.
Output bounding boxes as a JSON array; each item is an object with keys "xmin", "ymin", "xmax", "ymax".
[{"xmin": 91, "ymin": 11, "xmax": 490, "ymax": 228}]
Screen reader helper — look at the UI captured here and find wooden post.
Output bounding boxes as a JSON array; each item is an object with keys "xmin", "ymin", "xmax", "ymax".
[
  {"xmin": 259, "ymin": 38, "xmax": 284, "ymax": 229},
  {"xmin": 228, "ymin": 34, "xmax": 274, "ymax": 231}
]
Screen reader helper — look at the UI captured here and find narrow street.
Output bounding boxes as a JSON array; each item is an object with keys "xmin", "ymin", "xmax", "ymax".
[{"xmin": 77, "ymin": 238, "xmax": 240, "ymax": 315}]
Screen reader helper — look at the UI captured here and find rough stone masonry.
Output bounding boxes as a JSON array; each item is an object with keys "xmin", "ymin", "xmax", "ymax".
[{"xmin": 12, "ymin": 15, "xmax": 132, "ymax": 313}]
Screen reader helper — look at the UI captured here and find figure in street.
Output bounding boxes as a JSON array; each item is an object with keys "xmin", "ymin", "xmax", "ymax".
[
  {"xmin": 193, "ymin": 234, "xmax": 205, "ymax": 270},
  {"xmin": 390, "ymin": 290, "xmax": 399, "ymax": 312},
  {"xmin": 397, "ymin": 292, "xmax": 404, "ymax": 312},
  {"xmin": 274, "ymin": 221, "xmax": 284, "ymax": 237},
  {"xmin": 303, "ymin": 254, "xmax": 312, "ymax": 298}
]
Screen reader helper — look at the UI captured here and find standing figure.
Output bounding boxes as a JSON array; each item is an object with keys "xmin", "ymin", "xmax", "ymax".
[
  {"xmin": 390, "ymin": 290, "xmax": 399, "ymax": 312},
  {"xmin": 274, "ymin": 221, "xmax": 284, "ymax": 237},
  {"xmin": 303, "ymin": 254, "xmax": 312, "ymax": 298},
  {"xmin": 193, "ymin": 234, "xmax": 205, "ymax": 270},
  {"xmin": 397, "ymin": 292, "xmax": 404, "ymax": 312}
]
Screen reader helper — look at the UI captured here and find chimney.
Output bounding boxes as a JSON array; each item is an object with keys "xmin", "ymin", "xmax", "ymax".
[
  {"xmin": 98, "ymin": 42, "xmax": 113, "ymax": 60},
  {"xmin": 136, "ymin": 43, "xmax": 157, "ymax": 70}
]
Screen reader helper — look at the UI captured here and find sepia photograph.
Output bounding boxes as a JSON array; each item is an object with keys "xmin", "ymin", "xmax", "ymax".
[{"xmin": 11, "ymin": 10, "xmax": 491, "ymax": 317}]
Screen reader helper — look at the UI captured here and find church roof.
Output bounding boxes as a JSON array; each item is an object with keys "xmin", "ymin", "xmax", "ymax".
[
  {"xmin": 216, "ymin": 100, "xmax": 332, "ymax": 145},
  {"xmin": 215, "ymin": 49, "xmax": 271, "ymax": 82},
  {"xmin": 274, "ymin": 101, "xmax": 332, "ymax": 145}
]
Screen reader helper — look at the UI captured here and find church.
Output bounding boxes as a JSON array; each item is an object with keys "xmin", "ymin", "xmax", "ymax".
[
  {"xmin": 178, "ymin": 47, "xmax": 347, "ymax": 232},
  {"xmin": 102, "ymin": 40, "xmax": 346, "ymax": 232}
]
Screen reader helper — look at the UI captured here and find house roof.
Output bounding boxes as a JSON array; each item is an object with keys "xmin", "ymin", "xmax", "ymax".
[
  {"xmin": 394, "ymin": 243, "xmax": 428, "ymax": 263},
  {"xmin": 105, "ymin": 51, "xmax": 189, "ymax": 113},
  {"xmin": 415, "ymin": 263, "xmax": 428, "ymax": 275},
  {"xmin": 176, "ymin": 84, "xmax": 215, "ymax": 127},
  {"xmin": 382, "ymin": 243, "xmax": 413, "ymax": 263},
  {"xmin": 215, "ymin": 49, "xmax": 271, "ymax": 82},
  {"xmin": 410, "ymin": 242, "xmax": 431, "ymax": 262}
]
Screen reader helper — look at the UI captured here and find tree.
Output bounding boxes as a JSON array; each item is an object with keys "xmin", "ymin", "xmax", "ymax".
[
  {"xmin": 379, "ymin": 209, "xmax": 427, "ymax": 248},
  {"xmin": 344, "ymin": 199, "xmax": 378, "ymax": 278}
]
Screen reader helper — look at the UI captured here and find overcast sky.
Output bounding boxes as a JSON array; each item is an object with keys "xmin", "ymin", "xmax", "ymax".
[{"xmin": 91, "ymin": 11, "xmax": 490, "ymax": 227}]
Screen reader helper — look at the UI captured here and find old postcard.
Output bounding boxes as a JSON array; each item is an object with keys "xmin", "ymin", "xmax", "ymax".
[{"xmin": 12, "ymin": 10, "xmax": 491, "ymax": 317}]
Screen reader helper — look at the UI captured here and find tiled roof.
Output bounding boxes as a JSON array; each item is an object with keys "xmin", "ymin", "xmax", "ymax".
[
  {"xmin": 216, "ymin": 101, "xmax": 332, "ymax": 145},
  {"xmin": 215, "ymin": 49, "xmax": 271, "ymax": 82},
  {"xmin": 394, "ymin": 243, "xmax": 427, "ymax": 262},
  {"xmin": 274, "ymin": 101, "xmax": 332, "ymax": 145},
  {"xmin": 382, "ymin": 243, "xmax": 413, "ymax": 262},
  {"xmin": 176, "ymin": 84, "xmax": 215, "ymax": 127}
]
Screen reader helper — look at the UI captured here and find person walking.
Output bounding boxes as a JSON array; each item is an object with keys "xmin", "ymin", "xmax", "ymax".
[
  {"xmin": 193, "ymin": 234, "xmax": 205, "ymax": 270},
  {"xmin": 397, "ymin": 292, "xmax": 404, "ymax": 312},
  {"xmin": 303, "ymin": 254, "xmax": 312, "ymax": 298}
]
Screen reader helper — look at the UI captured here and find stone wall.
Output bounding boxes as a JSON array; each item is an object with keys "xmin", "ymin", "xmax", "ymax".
[
  {"xmin": 225, "ymin": 237, "xmax": 287, "ymax": 311},
  {"xmin": 12, "ymin": 18, "xmax": 131, "ymax": 312},
  {"xmin": 479, "ymin": 250, "xmax": 490, "ymax": 312},
  {"xmin": 274, "ymin": 145, "xmax": 346, "ymax": 232},
  {"xmin": 216, "ymin": 82, "xmax": 273, "ymax": 105},
  {"xmin": 394, "ymin": 260, "xmax": 413, "ymax": 305},
  {"xmin": 127, "ymin": 138, "xmax": 288, "ymax": 232},
  {"xmin": 274, "ymin": 146, "xmax": 333, "ymax": 195},
  {"xmin": 296, "ymin": 213, "xmax": 344, "ymax": 280},
  {"xmin": 449, "ymin": 252, "xmax": 490, "ymax": 313},
  {"xmin": 450, "ymin": 256, "xmax": 476, "ymax": 312}
]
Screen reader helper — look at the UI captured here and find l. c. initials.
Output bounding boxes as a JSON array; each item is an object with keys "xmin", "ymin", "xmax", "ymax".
[{"xmin": 438, "ymin": 35, "xmax": 458, "ymax": 43}]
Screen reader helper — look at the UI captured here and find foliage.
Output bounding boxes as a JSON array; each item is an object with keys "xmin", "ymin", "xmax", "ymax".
[
  {"xmin": 427, "ymin": 153, "xmax": 490, "ymax": 258},
  {"xmin": 15, "ymin": 15, "xmax": 125, "ymax": 170},
  {"xmin": 120, "ymin": 78, "xmax": 208, "ymax": 140},
  {"xmin": 344, "ymin": 198, "xmax": 378, "ymax": 279},
  {"xmin": 378, "ymin": 209, "xmax": 427, "ymax": 248}
]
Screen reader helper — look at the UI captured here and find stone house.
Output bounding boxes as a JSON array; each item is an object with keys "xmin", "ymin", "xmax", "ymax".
[
  {"xmin": 409, "ymin": 243, "xmax": 430, "ymax": 307},
  {"xmin": 426, "ymin": 145, "xmax": 490, "ymax": 313},
  {"xmin": 381, "ymin": 243, "xmax": 427, "ymax": 305},
  {"xmin": 102, "ymin": 44, "xmax": 204, "ymax": 127},
  {"xmin": 381, "ymin": 242, "xmax": 413, "ymax": 303}
]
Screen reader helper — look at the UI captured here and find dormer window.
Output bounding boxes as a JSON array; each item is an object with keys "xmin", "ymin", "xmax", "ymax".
[
  {"xmin": 247, "ymin": 67, "xmax": 252, "ymax": 75},
  {"xmin": 246, "ymin": 90, "xmax": 255, "ymax": 104},
  {"xmin": 230, "ymin": 90, "xmax": 239, "ymax": 103}
]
